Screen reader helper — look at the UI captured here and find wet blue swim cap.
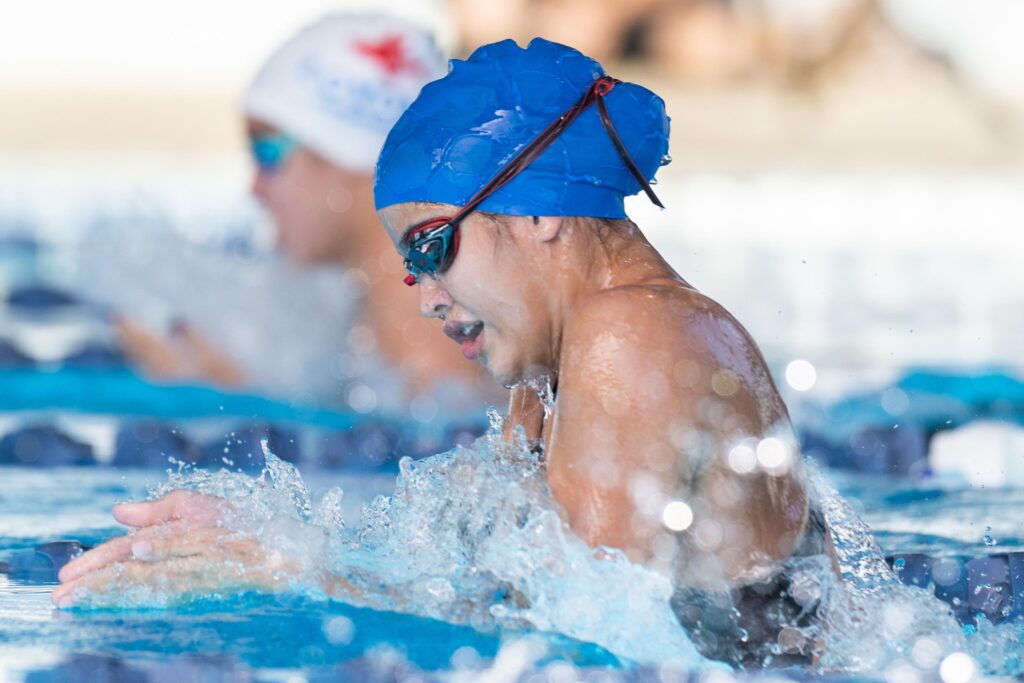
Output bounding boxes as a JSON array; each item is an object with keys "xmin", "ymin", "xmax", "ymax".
[{"xmin": 374, "ymin": 38, "xmax": 670, "ymax": 219}]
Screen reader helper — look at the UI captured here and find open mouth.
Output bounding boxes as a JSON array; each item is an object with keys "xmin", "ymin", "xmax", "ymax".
[{"xmin": 443, "ymin": 320, "xmax": 485, "ymax": 360}]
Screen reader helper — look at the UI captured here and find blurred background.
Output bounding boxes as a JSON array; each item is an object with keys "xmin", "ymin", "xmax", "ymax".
[{"xmin": 0, "ymin": 0, "xmax": 1021, "ymax": 474}]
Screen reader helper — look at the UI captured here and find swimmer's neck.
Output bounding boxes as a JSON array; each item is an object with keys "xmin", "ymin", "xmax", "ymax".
[
  {"xmin": 542, "ymin": 222, "xmax": 683, "ymax": 367},
  {"xmin": 507, "ymin": 223, "xmax": 682, "ymax": 447}
]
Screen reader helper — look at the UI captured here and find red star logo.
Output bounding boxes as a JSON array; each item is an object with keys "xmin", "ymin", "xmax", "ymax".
[{"xmin": 354, "ymin": 35, "xmax": 422, "ymax": 77}]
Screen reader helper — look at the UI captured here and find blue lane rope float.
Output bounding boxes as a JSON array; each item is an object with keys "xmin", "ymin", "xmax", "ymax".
[{"xmin": 888, "ymin": 552, "xmax": 1024, "ymax": 626}]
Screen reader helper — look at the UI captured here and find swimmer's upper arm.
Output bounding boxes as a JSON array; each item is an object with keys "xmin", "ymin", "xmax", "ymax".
[
  {"xmin": 546, "ymin": 289, "xmax": 689, "ymax": 561},
  {"xmin": 547, "ymin": 288, "xmax": 809, "ymax": 583}
]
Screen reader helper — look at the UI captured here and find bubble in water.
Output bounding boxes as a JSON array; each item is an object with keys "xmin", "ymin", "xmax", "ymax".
[
  {"xmin": 450, "ymin": 645, "xmax": 481, "ymax": 670},
  {"xmin": 880, "ymin": 388, "xmax": 910, "ymax": 417},
  {"xmin": 323, "ymin": 615, "xmax": 355, "ymax": 645},
  {"xmin": 912, "ymin": 637, "xmax": 943, "ymax": 668},
  {"xmin": 939, "ymin": 652, "xmax": 977, "ymax": 683},
  {"xmin": 347, "ymin": 384, "xmax": 378, "ymax": 414}
]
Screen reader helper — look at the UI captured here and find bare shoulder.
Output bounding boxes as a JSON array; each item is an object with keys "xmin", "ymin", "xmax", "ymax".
[
  {"xmin": 560, "ymin": 280, "xmax": 787, "ymax": 430},
  {"xmin": 563, "ymin": 280, "xmax": 760, "ymax": 369}
]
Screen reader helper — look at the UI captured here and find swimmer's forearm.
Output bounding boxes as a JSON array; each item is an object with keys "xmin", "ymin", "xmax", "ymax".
[
  {"xmin": 504, "ymin": 385, "xmax": 544, "ymax": 444},
  {"xmin": 320, "ymin": 572, "xmax": 363, "ymax": 600}
]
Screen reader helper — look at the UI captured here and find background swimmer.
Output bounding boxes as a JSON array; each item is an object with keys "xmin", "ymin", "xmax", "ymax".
[
  {"xmin": 114, "ymin": 14, "xmax": 493, "ymax": 409},
  {"xmin": 56, "ymin": 38, "xmax": 833, "ymax": 668}
]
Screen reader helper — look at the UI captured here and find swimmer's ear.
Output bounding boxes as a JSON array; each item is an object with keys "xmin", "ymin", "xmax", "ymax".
[{"xmin": 531, "ymin": 216, "xmax": 563, "ymax": 243}]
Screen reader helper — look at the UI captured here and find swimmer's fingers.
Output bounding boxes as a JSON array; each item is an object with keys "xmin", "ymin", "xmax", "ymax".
[
  {"xmin": 53, "ymin": 545, "xmax": 293, "ymax": 608},
  {"xmin": 57, "ymin": 521, "xmax": 188, "ymax": 583},
  {"xmin": 146, "ymin": 539, "xmax": 295, "ymax": 585},
  {"xmin": 114, "ymin": 490, "xmax": 229, "ymax": 529},
  {"xmin": 130, "ymin": 528, "xmax": 262, "ymax": 565},
  {"xmin": 63, "ymin": 492, "xmax": 236, "ymax": 583}
]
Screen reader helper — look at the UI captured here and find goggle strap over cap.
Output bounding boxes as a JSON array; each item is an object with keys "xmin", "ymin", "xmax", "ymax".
[
  {"xmin": 449, "ymin": 75, "xmax": 663, "ymax": 224},
  {"xmin": 594, "ymin": 93, "xmax": 664, "ymax": 209}
]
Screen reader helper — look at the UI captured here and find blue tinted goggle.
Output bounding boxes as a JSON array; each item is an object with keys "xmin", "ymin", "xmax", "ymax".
[
  {"xmin": 401, "ymin": 218, "xmax": 461, "ymax": 286},
  {"xmin": 250, "ymin": 134, "xmax": 299, "ymax": 173}
]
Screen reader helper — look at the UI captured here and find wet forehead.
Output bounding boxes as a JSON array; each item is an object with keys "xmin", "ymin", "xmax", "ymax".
[{"xmin": 379, "ymin": 203, "xmax": 458, "ymax": 245}]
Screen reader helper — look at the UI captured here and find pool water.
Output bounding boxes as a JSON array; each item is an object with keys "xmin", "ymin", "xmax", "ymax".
[
  {"xmin": 0, "ymin": 467, "xmax": 623, "ymax": 681},
  {"xmin": 3, "ymin": 445, "xmax": 1024, "ymax": 681}
]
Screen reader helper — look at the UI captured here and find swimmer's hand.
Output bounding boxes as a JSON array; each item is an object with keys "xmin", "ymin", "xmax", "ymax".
[
  {"xmin": 115, "ymin": 317, "xmax": 246, "ymax": 389},
  {"xmin": 51, "ymin": 491, "xmax": 295, "ymax": 608}
]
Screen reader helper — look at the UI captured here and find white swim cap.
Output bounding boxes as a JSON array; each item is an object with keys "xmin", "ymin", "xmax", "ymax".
[{"xmin": 244, "ymin": 14, "xmax": 446, "ymax": 172}]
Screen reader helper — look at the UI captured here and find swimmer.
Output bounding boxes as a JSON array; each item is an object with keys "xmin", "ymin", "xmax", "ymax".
[
  {"xmin": 115, "ymin": 14, "xmax": 489, "ymax": 405},
  {"xmin": 56, "ymin": 39, "xmax": 833, "ymax": 668}
]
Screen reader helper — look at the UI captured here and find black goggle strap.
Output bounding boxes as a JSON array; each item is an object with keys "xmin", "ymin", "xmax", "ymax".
[
  {"xmin": 450, "ymin": 75, "xmax": 663, "ymax": 222},
  {"xmin": 594, "ymin": 93, "xmax": 664, "ymax": 209}
]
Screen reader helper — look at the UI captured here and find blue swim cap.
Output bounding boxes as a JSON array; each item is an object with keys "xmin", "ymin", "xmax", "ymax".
[{"xmin": 374, "ymin": 38, "xmax": 670, "ymax": 219}]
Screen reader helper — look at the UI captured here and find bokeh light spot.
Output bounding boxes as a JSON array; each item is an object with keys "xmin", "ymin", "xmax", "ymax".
[
  {"xmin": 662, "ymin": 500, "xmax": 694, "ymax": 532},
  {"xmin": 785, "ymin": 359, "xmax": 817, "ymax": 391},
  {"xmin": 728, "ymin": 443, "xmax": 757, "ymax": 474},
  {"xmin": 939, "ymin": 652, "xmax": 977, "ymax": 683}
]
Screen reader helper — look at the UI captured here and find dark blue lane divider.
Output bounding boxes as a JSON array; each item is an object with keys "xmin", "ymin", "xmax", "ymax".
[
  {"xmin": 6, "ymin": 284, "xmax": 80, "ymax": 311},
  {"xmin": 888, "ymin": 552, "xmax": 1024, "ymax": 627},
  {"xmin": 0, "ymin": 368, "xmax": 487, "ymax": 470},
  {"xmin": 0, "ymin": 541, "xmax": 92, "ymax": 583},
  {"xmin": 798, "ymin": 367, "xmax": 1024, "ymax": 477},
  {"xmin": 0, "ymin": 425, "xmax": 95, "ymax": 466}
]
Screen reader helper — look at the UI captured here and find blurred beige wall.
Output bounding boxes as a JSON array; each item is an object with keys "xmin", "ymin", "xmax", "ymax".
[
  {"xmin": 0, "ymin": 0, "xmax": 453, "ymax": 160},
  {"xmin": 1, "ymin": 90, "xmax": 240, "ymax": 157}
]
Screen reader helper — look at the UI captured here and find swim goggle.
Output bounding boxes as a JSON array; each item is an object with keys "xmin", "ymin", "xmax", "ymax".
[
  {"xmin": 250, "ymin": 133, "xmax": 299, "ymax": 173},
  {"xmin": 400, "ymin": 75, "xmax": 664, "ymax": 286}
]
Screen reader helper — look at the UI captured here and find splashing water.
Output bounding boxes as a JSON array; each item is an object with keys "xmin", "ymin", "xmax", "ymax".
[{"xmin": 71, "ymin": 418, "xmax": 1024, "ymax": 676}]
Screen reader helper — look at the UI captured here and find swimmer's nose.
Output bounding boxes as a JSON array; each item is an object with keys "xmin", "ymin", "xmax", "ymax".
[
  {"xmin": 250, "ymin": 170, "xmax": 271, "ymax": 204},
  {"xmin": 418, "ymin": 277, "xmax": 452, "ymax": 319}
]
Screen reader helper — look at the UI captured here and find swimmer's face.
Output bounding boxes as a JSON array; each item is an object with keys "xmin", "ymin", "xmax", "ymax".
[
  {"xmin": 379, "ymin": 203, "xmax": 558, "ymax": 386},
  {"xmin": 247, "ymin": 117, "xmax": 374, "ymax": 266}
]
